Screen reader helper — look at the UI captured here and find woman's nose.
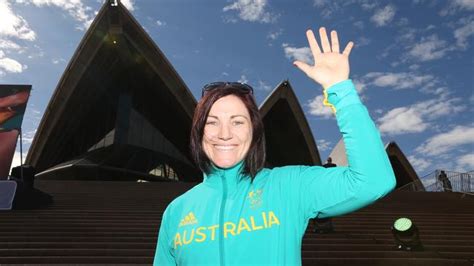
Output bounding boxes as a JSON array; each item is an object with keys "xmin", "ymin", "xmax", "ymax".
[{"xmin": 218, "ymin": 124, "xmax": 232, "ymax": 140}]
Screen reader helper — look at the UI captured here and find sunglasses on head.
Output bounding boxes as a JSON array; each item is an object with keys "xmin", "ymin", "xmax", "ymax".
[{"xmin": 201, "ymin": 82, "xmax": 254, "ymax": 97}]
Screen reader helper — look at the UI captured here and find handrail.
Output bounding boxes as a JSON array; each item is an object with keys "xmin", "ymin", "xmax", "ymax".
[
  {"xmin": 397, "ymin": 179, "xmax": 426, "ymax": 191},
  {"xmin": 397, "ymin": 170, "xmax": 473, "ymax": 196}
]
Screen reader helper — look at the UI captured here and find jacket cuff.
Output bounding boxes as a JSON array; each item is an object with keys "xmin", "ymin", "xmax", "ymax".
[{"xmin": 323, "ymin": 79, "xmax": 361, "ymax": 113}]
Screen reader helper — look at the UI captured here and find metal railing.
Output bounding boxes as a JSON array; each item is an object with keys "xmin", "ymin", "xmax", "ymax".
[
  {"xmin": 397, "ymin": 179, "xmax": 426, "ymax": 192},
  {"xmin": 397, "ymin": 170, "xmax": 473, "ymax": 195}
]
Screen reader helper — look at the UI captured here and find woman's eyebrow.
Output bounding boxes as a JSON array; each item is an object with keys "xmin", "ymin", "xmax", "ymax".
[
  {"xmin": 231, "ymin": 115, "xmax": 250, "ymax": 119},
  {"xmin": 207, "ymin": 114, "xmax": 248, "ymax": 119}
]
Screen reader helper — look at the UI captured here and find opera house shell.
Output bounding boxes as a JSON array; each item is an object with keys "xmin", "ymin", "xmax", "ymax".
[{"xmin": 26, "ymin": 0, "xmax": 323, "ymax": 182}]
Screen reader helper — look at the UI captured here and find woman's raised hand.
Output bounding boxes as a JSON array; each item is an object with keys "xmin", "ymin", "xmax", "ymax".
[{"xmin": 293, "ymin": 27, "xmax": 354, "ymax": 90}]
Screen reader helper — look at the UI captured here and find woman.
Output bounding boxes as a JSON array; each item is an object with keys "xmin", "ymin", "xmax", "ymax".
[{"xmin": 154, "ymin": 27, "xmax": 396, "ymax": 265}]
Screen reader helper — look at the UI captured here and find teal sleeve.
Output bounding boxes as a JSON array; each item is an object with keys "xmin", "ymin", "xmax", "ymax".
[
  {"xmin": 292, "ymin": 79, "xmax": 396, "ymax": 221},
  {"xmin": 153, "ymin": 206, "xmax": 176, "ymax": 265}
]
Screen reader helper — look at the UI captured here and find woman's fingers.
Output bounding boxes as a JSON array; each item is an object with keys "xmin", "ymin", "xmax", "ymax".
[
  {"xmin": 293, "ymin": 60, "xmax": 312, "ymax": 76},
  {"xmin": 343, "ymin": 41, "xmax": 354, "ymax": 56},
  {"xmin": 331, "ymin": 30, "xmax": 340, "ymax": 53},
  {"xmin": 306, "ymin": 29, "xmax": 321, "ymax": 60},
  {"xmin": 319, "ymin": 27, "xmax": 331, "ymax": 53}
]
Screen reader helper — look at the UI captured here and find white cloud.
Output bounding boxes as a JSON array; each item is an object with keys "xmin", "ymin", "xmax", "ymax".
[
  {"xmin": 282, "ymin": 43, "xmax": 313, "ymax": 65},
  {"xmin": 454, "ymin": 18, "xmax": 474, "ymax": 49},
  {"xmin": 457, "ymin": 153, "xmax": 474, "ymax": 170},
  {"xmin": 415, "ymin": 97, "xmax": 465, "ymax": 120},
  {"xmin": 397, "ymin": 17, "xmax": 409, "ymax": 27},
  {"xmin": 238, "ymin": 74, "xmax": 248, "ymax": 84},
  {"xmin": 312, "ymin": 0, "xmax": 342, "ymax": 18},
  {"xmin": 390, "ymin": 18, "xmax": 471, "ymax": 64},
  {"xmin": 356, "ymin": 36, "xmax": 370, "ymax": 47},
  {"xmin": 307, "ymin": 95, "xmax": 333, "ymax": 119},
  {"xmin": 374, "ymin": 108, "xmax": 383, "ymax": 115},
  {"xmin": 51, "ymin": 58, "xmax": 65, "ymax": 64},
  {"xmin": 453, "ymin": 0, "xmax": 474, "ymax": 9},
  {"xmin": 223, "ymin": 0, "xmax": 277, "ymax": 23},
  {"xmin": 267, "ymin": 29, "xmax": 282, "ymax": 40},
  {"xmin": 156, "ymin": 20, "xmax": 166, "ymax": 27},
  {"xmin": 377, "ymin": 96, "xmax": 465, "ymax": 135},
  {"xmin": 0, "ymin": 1, "xmax": 36, "ymax": 41},
  {"xmin": 316, "ymin": 139, "xmax": 332, "ymax": 151},
  {"xmin": 407, "ymin": 155, "xmax": 432, "ymax": 173},
  {"xmin": 378, "ymin": 107, "xmax": 428, "ymax": 135},
  {"xmin": 353, "ymin": 21, "xmax": 364, "ymax": 29},
  {"xmin": 412, "ymin": 0, "xmax": 428, "ymax": 4},
  {"xmin": 440, "ymin": 0, "xmax": 474, "ymax": 16},
  {"xmin": 408, "ymin": 34, "xmax": 450, "ymax": 62},
  {"xmin": 371, "ymin": 5, "xmax": 396, "ymax": 27},
  {"xmin": 27, "ymin": 44, "xmax": 44, "ymax": 59},
  {"xmin": 312, "ymin": 0, "xmax": 377, "ymax": 18},
  {"xmin": 18, "ymin": 0, "xmax": 98, "ymax": 30},
  {"xmin": 360, "ymin": 0, "xmax": 377, "ymax": 10},
  {"xmin": 0, "ymin": 56, "xmax": 24, "ymax": 73},
  {"xmin": 351, "ymin": 79, "xmax": 366, "ymax": 94},
  {"xmin": 256, "ymin": 80, "xmax": 272, "ymax": 91},
  {"xmin": 0, "ymin": 39, "xmax": 22, "ymax": 50},
  {"xmin": 415, "ymin": 125, "xmax": 474, "ymax": 156},
  {"xmin": 362, "ymin": 72, "xmax": 436, "ymax": 90},
  {"xmin": 409, "ymin": 64, "xmax": 420, "ymax": 70},
  {"xmin": 399, "ymin": 28, "xmax": 417, "ymax": 42},
  {"xmin": 222, "ymin": 16, "xmax": 238, "ymax": 24},
  {"xmin": 313, "ymin": 0, "xmax": 326, "ymax": 6},
  {"xmin": 120, "ymin": 0, "xmax": 135, "ymax": 11},
  {"xmin": 21, "ymin": 128, "xmax": 37, "ymax": 145}
]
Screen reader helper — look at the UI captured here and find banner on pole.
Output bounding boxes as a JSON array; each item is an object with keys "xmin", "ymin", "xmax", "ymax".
[{"xmin": 0, "ymin": 85, "xmax": 32, "ymax": 179}]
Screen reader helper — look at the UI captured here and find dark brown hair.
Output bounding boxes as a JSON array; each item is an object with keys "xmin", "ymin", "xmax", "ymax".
[{"xmin": 190, "ymin": 85, "xmax": 265, "ymax": 179}]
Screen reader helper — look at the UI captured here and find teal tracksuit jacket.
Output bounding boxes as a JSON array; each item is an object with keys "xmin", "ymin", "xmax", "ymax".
[{"xmin": 154, "ymin": 79, "xmax": 397, "ymax": 265}]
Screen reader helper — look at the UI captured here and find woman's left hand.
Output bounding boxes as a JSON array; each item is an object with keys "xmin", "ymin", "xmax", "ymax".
[{"xmin": 293, "ymin": 27, "xmax": 354, "ymax": 90}]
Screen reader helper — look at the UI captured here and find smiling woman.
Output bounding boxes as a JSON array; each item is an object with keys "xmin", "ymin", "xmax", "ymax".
[
  {"xmin": 202, "ymin": 95, "xmax": 253, "ymax": 168},
  {"xmin": 190, "ymin": 85, "xmax": 264, "ymax": 178},
  {"xmin": 154, "ymin": 27, "xmax": 397, "ymax": 266}
]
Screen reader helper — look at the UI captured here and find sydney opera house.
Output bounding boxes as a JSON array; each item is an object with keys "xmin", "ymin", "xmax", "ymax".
[{"xmin": 0, "ymin": 1, "xmax": 472, "ymax": 265}]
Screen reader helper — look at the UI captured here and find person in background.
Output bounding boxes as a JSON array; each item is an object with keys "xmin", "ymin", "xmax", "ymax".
[
  {"xmin": 312, "ymin": 157, "xmax": 338, "ymax": 233},
  {"xmin": 438, "ymin": 170, "xmax": 452, "ymax": 192},
  {"xmin": 323, "ymin": 157, "xmax": 337, "ymax": 168}
]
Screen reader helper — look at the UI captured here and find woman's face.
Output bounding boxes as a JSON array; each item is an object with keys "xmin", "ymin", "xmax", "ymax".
[{"xmin": 203, "ymin": 95, "xmax": 252, "ymax": 169}]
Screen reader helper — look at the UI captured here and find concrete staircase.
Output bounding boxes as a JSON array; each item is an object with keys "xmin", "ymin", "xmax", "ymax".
[{"xmin": 0, "ymin": 180, "xmax": 472, "ymax": 265}]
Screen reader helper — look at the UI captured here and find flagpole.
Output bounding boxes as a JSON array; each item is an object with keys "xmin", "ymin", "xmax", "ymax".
[{"xmin": 19, "ymin": 128, "xmax": 23, "ymax": 181}]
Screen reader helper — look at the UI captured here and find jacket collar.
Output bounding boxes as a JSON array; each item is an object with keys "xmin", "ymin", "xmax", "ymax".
[{"xmin": 203, "ymin": 160, "xmax": 247, "ymax": 193}]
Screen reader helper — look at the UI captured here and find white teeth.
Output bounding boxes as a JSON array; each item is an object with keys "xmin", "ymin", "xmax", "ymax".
[{"xmin": 214, "ymin": 145, "xmax": 236, "ymax": 151}]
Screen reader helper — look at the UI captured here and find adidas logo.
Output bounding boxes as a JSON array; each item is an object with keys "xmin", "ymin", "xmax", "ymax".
[{"xmin": 179, "ymin": 212, "xmax": 198, "ymax": 227}]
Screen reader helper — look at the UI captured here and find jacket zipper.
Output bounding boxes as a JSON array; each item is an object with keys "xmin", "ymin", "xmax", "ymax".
[{"xmin": 219, "ymin": 170, "xmax": 227, "ymax": 266}]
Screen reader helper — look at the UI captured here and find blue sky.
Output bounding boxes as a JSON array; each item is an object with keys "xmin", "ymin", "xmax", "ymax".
[{"xmin": 1, "ymin": 0, "xmax": 473, "ymax": 178}]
